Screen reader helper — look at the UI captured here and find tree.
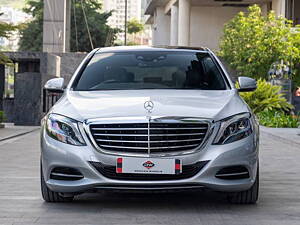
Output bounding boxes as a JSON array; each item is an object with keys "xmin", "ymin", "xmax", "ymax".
[
  {"xmin": 19, "ymin": 0, "xmax": 119, "ymax": 52},
  {"xmin": 127, "ymin": 18, "xmax": 144, "ymax": 35},
  {"xmin": 18, "ymin": 0, "xmax": 43, "ymax": 52},
  {"xmin": 126, "ymin": 18, "xmax": 144, "ymax": 45},
  {"xmin": 219, "ymin": 5, "xmax": 300, "ymax": 82},
  {"xmin": 0, "ymin": 13, "xmax": 18, "ymax": 63}
]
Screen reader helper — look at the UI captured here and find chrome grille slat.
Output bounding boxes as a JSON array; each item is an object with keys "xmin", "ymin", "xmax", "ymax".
[
  {"xmin": 93, "ymin": 133, "xmax": 148, "ymax": 137},
  {"xmin": 95, "ymin": 138, "xmax": 203, "ymax": 143},
  {"xmin": 93, "ymin": 133, "xmax": 205, "ymax": 137},
  {"xmin": 150, "ymin": 144, "xmax": 200, "ymax": 150},
  {"xmin": 99, "ymin": 144, "xmax": 200, "ymax": 150},
  {"xmin": 91, "ymin": 127, "xmax": 148, "ymax": 131},
  {"xmin": 91, "ymin": 127, "xmax": 206, "ymax": 130},
  {"xmin": 96, "ymin": 139, "xmax": 148, "ymax": 143},
  {"xmin": 89, "ymin": 121, "xmax": 209, "ymax": 154},
  {"xmin": 150, "ymin": 127, "xmax": 207, "ymax": 130},
  {"xmin": 149, "ymin": 133, "xmax": 205, "ymax": 136},
  {"xmin": 100, "ymin": 145, "xmax": 149, "ymax": 150}
]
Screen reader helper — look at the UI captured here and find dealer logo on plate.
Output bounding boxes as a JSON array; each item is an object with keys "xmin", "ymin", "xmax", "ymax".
[{"xmin": 143, "ymin": 161, "xmax": 155, "ymax": 169}]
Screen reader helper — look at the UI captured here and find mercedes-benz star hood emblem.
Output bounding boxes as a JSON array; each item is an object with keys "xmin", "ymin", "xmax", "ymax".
[{"xmin": 144, "ymin": 101, "xmax": 154, "ymax": 113}]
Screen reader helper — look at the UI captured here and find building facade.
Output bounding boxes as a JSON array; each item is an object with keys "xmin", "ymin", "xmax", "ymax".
[
  {"xmin": 285, "ymin": 0, "xmax": 300, "ymax": 25},
  {"xmin": 145, "ymin": 0, "xmax": 299, "ymax": 50},
  {"xmin": 43, "ymin": 0, "xmax": 71, "ymax": 53},
  {"xmin": 103, "ymin": 0, "xmax": 142, "ymax": 43},
  {"xmin": 0, "ymin": 7, "xmax": 31, "ymax": 51}
]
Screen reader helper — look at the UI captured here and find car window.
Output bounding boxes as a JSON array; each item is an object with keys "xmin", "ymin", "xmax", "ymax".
[{"xmin": 73, "ymin": 51, "xmax": 227, "ymax": 91}]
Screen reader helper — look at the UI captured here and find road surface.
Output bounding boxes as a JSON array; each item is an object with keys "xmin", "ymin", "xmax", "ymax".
[{"xmin": 0, "ymin": 130, "xmax": 299, "ymax": 225}]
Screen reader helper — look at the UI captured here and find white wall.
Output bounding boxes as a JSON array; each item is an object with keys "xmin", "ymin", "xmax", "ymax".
[
  {"xmin": 152, "ymin": 7, "xmax": 170, "ymax": 46},
  {"xmin": 190, "ymin": 6, "xmax": 246, "ymax": 50},
  {"xmin": 43, "ymin": 0, "xmax": 71, "ymax": 53},
  {"xmin": 272, "ymin": 0, "xmax": 286, "ymax": 17},
  {"xmin": 259, "ymin": 3, "xmax": 269, "ymax": 16}
]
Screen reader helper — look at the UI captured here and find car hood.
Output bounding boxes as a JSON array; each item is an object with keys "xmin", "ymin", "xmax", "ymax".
[{"xmin": 51, "ymin": 89, "xmax": 249, "ymax": 122}]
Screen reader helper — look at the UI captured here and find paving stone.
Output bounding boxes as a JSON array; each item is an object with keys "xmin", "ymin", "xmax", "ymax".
[{"xmin": 0, "ymin": 130, "xmax": 299, "ymax": 225}]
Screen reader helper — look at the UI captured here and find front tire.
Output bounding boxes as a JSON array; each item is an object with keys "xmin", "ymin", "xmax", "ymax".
[
  {"xmin": 40, "ymin": 164, "xmax": 74, "ymax": 203},
  {"xmin": 227, "ymin": 167, "xmax": 259, "ymax": 204}
]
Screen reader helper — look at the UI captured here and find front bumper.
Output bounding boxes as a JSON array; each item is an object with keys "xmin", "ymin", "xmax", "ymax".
[{"xmin": 40, "ymin": 125, "xmax": 259, "ymax": 193}]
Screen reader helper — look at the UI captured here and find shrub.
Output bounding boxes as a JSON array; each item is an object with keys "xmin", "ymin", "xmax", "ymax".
[
  {"xmin": 219, "ymin": 5, "xmax": 300, "ymax": 80},
  {"xmin": 257, "ymin": 110, "xmax": 299, "ymax": 128},
  {"xmin": 239, "ymin": 79, "xmax": 293, "ymax": 114},
  {"xmin": 0, "ymin": 111, "xmax": 5, "ymax": 123}
]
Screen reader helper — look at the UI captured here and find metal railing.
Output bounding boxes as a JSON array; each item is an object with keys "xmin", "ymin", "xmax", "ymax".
[{"xmin": 42, "ymin": 89, "xmax": 63, "ymax": 113}]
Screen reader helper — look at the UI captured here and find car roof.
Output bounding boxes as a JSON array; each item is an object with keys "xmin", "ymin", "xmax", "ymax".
[{"xmin": 96, "ymin": 45, "xmax": 209, "ymax": 53}]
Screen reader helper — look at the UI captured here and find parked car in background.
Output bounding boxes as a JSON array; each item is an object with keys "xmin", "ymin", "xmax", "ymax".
[{"xmin": 41, "ymin": 46, "xmax": 259, "ymax": 204}]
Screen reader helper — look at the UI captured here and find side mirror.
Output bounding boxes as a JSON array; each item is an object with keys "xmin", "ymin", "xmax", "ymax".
[
  {"xmin": 238, "ymin": 77, "xmax": 257, "ymax": 92},
  {"xmin": 44, "ymin": 78, "xmax": 64, "ymax": 93}
]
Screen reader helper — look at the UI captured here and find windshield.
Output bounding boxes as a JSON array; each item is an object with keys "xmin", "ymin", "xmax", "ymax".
[{"xmin": 73, "ymin": 51, "xmax": 227, "ymax": 91}]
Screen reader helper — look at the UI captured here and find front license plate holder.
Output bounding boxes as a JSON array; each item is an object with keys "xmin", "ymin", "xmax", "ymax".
[{"xmin": 116, "ymin": 157, "xmax": 182, "ymax": 175}]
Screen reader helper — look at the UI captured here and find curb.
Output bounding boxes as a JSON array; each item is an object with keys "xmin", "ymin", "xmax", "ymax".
[{"xmin": 0, "ymin": 128, "xmax": 40, "ymax": 142}]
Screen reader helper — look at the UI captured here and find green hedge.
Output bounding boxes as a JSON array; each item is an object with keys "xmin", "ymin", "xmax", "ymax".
[
  {"xmin": 257, "ymin": 110, "xmax": 299, "ymax": 128},
  {"xmin": 239, "ymin": 79, "xmax": 293, "ymax": 114},
  {"xmin": 0, "ymin": 111, "xmax": 5, "ymax": 124},
  {"xmin": 238, "ymin": 80, "xmax": 299, "ymax": 127}
]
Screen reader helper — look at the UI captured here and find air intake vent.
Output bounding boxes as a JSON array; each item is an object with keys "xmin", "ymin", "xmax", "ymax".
[
  {"xmin": 50, "ymin": 167, "xmax": 84, "ymax": 181},
  {"xmin": 90, "ymin": 161, "xmax": 209, "ymax": 181},
  {"xmin": 215, "ymin": 166, "xmax": 249, "ymax": 180}
]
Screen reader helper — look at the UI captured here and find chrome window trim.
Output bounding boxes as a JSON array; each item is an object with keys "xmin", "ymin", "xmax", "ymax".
[{"xmin": 83, "ymin": 116, "xmax": 212, "ymax": 157}]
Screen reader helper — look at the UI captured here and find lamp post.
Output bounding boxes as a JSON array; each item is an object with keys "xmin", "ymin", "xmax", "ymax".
[{"xmin": 124, "ymin": 0, "xmax": 127, "ymax": 45}]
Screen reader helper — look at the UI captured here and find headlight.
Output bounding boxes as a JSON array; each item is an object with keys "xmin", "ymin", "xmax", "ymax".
[
  {"xmin": 213, "ymin": 113, "xmax": 252, "ymax": 145},
  {"xmin": 46, "ymin": 114, "xmax": 86, "ymax": 146}
]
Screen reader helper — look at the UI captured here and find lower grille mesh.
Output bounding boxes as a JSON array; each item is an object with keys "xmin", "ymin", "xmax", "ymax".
[{"xmin": 89, "ymin": 161, "xmax": 209, "ymax": 181}]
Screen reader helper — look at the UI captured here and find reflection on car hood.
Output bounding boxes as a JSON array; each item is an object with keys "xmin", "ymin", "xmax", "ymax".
[{"xmin": 51, "ymin": 89, "xmax": 249, "ymax": 122}]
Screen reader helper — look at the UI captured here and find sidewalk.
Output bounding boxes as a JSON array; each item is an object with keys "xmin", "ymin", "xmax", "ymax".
[
  {"xmin": 0, "ymin": 124, "xmax": 40, "ymax": 141},
  {"xmin": 260, "ymin": 126, "xmax": 300, "ymax": 145}
]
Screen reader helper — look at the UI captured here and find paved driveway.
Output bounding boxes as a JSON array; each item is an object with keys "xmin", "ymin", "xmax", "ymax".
[{"xmin": 0, "ymin": 130, "xmax": 299, "ymax": 225}]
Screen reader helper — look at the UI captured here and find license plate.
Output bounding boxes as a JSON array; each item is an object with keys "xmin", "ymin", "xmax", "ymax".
[{"xmin": 116, "ymin": 157, "xmax": 182, "ymax": 175}]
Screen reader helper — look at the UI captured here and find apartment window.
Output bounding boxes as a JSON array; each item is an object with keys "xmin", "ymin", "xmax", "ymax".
[
  {"xmin": 294, "ymin": 0, "xmax": 300, "ymax": 25},
  {"xmin": 286, "ymin": 0, "xmax": 300, "ymax": 25}
]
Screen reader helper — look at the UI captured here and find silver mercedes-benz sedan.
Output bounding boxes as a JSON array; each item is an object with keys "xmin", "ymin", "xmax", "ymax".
[{"xmin": 41, "ymin": 46, "xmax": 259, "ymax": 204}]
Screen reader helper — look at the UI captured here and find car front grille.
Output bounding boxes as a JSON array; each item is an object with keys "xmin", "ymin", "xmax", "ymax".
[
  {"xmin": 89, "ymin": 161, "xmax": 209, "ymax": 181},
  {"xmin": 89, "ymin": 121, "xmax": 209, "ymax": 155}
]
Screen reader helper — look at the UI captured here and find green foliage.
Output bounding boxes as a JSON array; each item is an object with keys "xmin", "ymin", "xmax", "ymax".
[
  {"xmin": 239, "ymin": 79, "xmax": 293, "ymax": 114},
  {"xmin": 0, "ymin": 18, "xmax": 17, "ymax": 39},
  {"xmin": 0, "ymin": 111, "xmax": 5, "ymax": 123},
  {"xmin": 219, "ymin": 5, "xmax": 300, "ymax": 80},
  {"xmin": 19, "ymin": 19, "xmax": 43, "ymax": 51},
  {"xmin": 0, "ymin": 13, "xmax": 18, "ymax": 63},
  {"xmin": 127, "ymin": 18, "xmax": 144, "ymax": 34},
  {"xmin": 18, "ymin": 0, "xmax": 50, "ymax": 51},
  {"xmin": 257, "ymin": 110, "xmax": 299, "ymax": 128},
  {"xmin": 70, "ymin": 0, "xmax": 119, "ymax": 51},
  {"xmin": 19, "ymin": 0, "xmax": 119, "ymax": 52}
]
